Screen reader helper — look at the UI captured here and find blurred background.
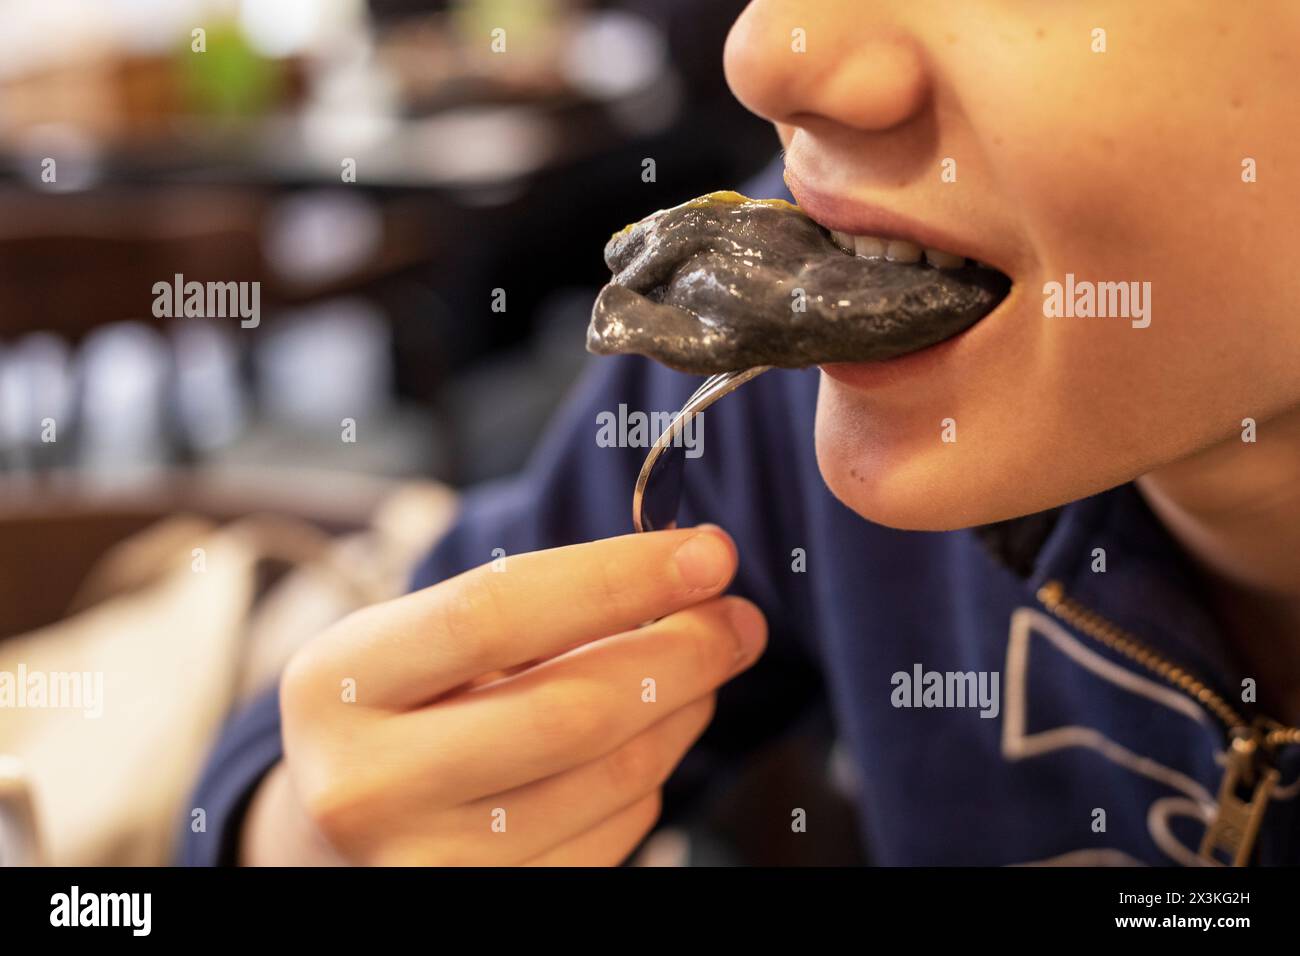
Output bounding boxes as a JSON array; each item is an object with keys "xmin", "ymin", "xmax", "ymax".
[
  {"xmin": 0, "ymin": 0, "xmax": 777, "ymax": 636},
  {"xmin": 0, "ymin": 0, "xmax": 863, "ymax": 867}
]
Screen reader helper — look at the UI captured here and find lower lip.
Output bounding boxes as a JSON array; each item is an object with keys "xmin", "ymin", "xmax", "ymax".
[{"xmin": 818, "ymin": 293, "xmax": 1012, "ymax": 390}]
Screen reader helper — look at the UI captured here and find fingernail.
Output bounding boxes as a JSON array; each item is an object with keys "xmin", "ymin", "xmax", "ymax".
[
  {"xmin": 725, "ymin": 599, "xmax": 766, "ymax": 666},
  {"xmin": 673, "ymin": 529, "xmax": 732, "ymax": 592}
]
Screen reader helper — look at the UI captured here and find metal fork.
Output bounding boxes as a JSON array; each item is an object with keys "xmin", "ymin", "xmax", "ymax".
[{"xmin": 632, "ymin": 366, "xmax": 771, "ymax": 532}]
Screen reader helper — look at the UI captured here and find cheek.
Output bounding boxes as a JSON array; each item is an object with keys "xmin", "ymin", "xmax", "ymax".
[
  {"xmin": 796, "ymin": 8, "xmax": 1300, "ymax": 530},
  {"xmin": 808, "ymin": 314, "xmax": 1154, "ymax": 533},
  {"xmin": 1017, "ymin": 131, "xmax": 1300, "ymax": 474}
]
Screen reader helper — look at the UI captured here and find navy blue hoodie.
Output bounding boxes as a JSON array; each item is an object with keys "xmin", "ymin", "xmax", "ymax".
[{"xmin": 180, "ymin": 169, "xmax": 1300, "ymax": 867}]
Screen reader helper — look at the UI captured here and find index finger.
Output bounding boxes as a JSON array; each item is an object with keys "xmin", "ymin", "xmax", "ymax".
[{"xmin": 313, "ymin": 525, "xmax": 738, "ymax": 709}]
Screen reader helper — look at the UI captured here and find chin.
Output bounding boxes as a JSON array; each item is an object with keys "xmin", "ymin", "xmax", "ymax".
[
  {"xmin": 814, "ymin": 444, "xmax": 987, "ymax": 533},
  {"xmin": 812, "ymin": 380, "xmax": 1040, "ymax": 532}
]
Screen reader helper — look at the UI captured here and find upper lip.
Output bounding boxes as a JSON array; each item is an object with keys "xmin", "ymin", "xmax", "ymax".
[{"xmin": 784, "ymin": 167, "xmax": 1011, "ymax": 274}]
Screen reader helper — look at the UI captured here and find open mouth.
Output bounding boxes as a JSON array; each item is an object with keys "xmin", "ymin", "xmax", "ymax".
[{"xmin": 586, "ymin": 191, "xmax": 1013, "ymax": 375}]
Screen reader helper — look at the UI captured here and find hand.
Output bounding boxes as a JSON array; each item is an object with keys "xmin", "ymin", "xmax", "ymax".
[{"xmin": 240, "ymin": 526, "xmax": 767, "ymax": 866}]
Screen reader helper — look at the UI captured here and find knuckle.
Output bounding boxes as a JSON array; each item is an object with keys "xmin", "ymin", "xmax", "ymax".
[
  {"xmin": 632, "ymin": 790, "xmax": 664, "ymax": 835},
  {"xmin": 278, "ymin": 650, "xmax": 310, "ymax": 711},
  {"xmin": 605, "ymin": 734, "xmax": 668, "ymax": 795},
  {"xmin": 584, "ymin": 556, "xmax": 639, "ymax": 626},
  {"xmin": 527, "ymin": 680, "xmax": 611, "ymax": 751},
  {"xmin": 279, "ymin": 643, "xmax": 330, "ymax": 720},
  {"xmin": 323, "ymin": 603, "xmax": 388, "ymax": 654},
  {"xmin": 435, "ymin": 570, "xmax": 505, "ymax": 671},
  {"xmin": 672, "ymin": 606, "xmax": 738, "ymax": 680},
  {"xmin": 298, "ymin": 774, "xmax": 373, "ymax": 854},
  {"xmin": 281, "ymin": 606, "xmax": 383, "ymax": 718}
]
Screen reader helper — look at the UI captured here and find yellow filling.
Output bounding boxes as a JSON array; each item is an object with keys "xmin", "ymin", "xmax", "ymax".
[{"xmin": 610, "ymin": 190, "xmax": 801, "ymax": 240}]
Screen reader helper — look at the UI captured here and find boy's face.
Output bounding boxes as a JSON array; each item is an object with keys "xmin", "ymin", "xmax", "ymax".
[{"xmin": 724, "ymin": 1, "xmax": 1300, "ymax": 530}]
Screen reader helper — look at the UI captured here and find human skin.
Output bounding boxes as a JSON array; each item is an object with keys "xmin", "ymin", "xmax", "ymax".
[
  {"xmin": 242, "ymin": 528, "xmax": 767, "ymax": 866},
  {"xmin": 723, "ymin": 0, "xmax": 1300, "ymax": 530},
  {"xmin": 244, "ymin": 2, "xmax": 1300, "ymax": 864},
  {"xmin": 724, "ymin": 1, "xmax": 1300, "ymax": 713}
]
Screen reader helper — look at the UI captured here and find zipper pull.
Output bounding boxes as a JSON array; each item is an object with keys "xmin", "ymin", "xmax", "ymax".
[{"xmin": 1199, "ymin": 726, "xmax": 1279, "ymax": 866}]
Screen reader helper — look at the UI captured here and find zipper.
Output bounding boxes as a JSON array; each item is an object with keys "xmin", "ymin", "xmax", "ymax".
[{"xmin": 1036, "ymin": 579, "xmax": 1298, "ymax": 866}]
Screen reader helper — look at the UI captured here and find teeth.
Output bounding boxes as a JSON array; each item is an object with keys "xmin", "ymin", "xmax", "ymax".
[
  {"xmin": 924, "ymin": 248, "xmax": 965, "ymax": 269},
  {"xmin": 885, "ymin": 239, "xmax": 922, "ymax": 263},
  {"xmin": 826, "ymin": 228, "xmax": 968, "ymax": 268},
  {"xmin": 853, "ymin": 235, "xmax": 887, "ymax": 259}
]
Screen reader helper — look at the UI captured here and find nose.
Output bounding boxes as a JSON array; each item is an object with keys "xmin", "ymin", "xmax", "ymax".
[{"xmin": 724, "ymin": 1, "xmax": 930, "ymax": 135}]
